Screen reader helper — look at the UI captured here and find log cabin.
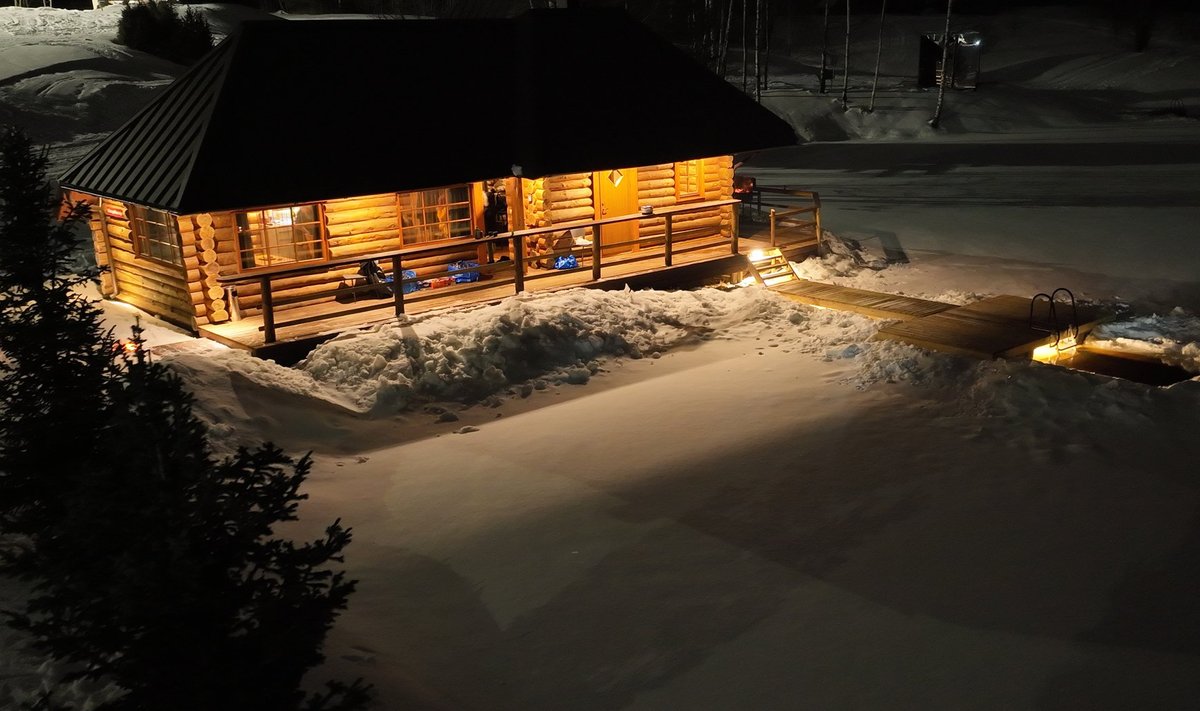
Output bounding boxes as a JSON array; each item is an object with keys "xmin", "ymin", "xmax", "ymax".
[{"xmin": 59, "ymin": 9, "xmax": 798, "ymax": 356}]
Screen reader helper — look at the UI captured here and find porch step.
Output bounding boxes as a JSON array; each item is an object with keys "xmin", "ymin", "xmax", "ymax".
[{"xmin": 745, "ymin": 247, "xmax": 800, "ymax": 287}]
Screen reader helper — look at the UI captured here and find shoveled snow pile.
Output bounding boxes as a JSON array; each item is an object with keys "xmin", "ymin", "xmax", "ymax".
[
  {"xmin": 1088, "ymin": 308, "xmax": 1200, "ymax": 373},
  {"xmin": 299, "ymin": 286, "xmax": 875, "ymax": 414}
]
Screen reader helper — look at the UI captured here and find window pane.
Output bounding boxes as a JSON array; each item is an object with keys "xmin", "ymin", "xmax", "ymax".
[
  {"xmin": 398, "ymin": 185, "xmax": 473, "ymax": 245},
  {"xmin": 130, "ymin": 205, "xmax": 183, "ymax": 266},
  {"xmin": 236, "ymin": 205, "xmax": 325, "ymax": 270}
]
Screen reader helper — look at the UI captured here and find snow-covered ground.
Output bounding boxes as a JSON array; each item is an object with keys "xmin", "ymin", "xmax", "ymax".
[{"xmin": 3, "ymin": 5, "xmax": 1200, "ymax": 709}]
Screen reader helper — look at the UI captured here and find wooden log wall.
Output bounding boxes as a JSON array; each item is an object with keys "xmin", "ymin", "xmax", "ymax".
[
  {"xmin": 543, "ymin": 173, "xmax": 594, "ymax": 225},
  {"xmin": 636, "ymin": 155, "xmax": 734, "ymax": 243},
  {"xmin": 193, "ymin": 191, "xmax": 478, "ymax": 320},
  {"xmin": 97, "ymin": 200, "xmax": 197, "ymax": 330},
  {"xmin": 70, "ymin": 192, "xmax": 115, "ymax": 297}
]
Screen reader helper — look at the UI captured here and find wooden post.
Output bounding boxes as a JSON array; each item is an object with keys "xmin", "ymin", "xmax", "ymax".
[
  {"xmin": 512, "ymin": 235, "xmax": 525, "ymax": 293},
  {"xmin": 731, "ymin": 205, "xmax": 740, "ymax": 255},
  {"xmin": 592, "ymin": 224, "xmax": 602, "ymax": 281},
  {"xmin": 664, "ymin": 214, "xmax": 674, "ymax": 267},
  {"xmin": 391, "ymin": 255, "xmax": 404, "ymax": 316},
  {"xmin": 260, "ymin": 276, "xmax": 275, "ymax": 344},
  {"xmin": 814, "ymin": 193, "xmax": 823, "ymax": 251},
  {"xmin": 769, "ymin": 208, "xmax": 776, "ymax": 247}
]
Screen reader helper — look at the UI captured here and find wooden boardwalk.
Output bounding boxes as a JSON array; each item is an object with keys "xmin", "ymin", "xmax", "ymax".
[{"xmin": 772, "ymin": 279, "xmax": 955, "ymax": 320}]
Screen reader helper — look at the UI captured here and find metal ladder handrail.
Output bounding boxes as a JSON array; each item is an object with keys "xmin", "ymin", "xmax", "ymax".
[{"xmin": 1029, "ymin": 288, "xmax": 1079, "ymax": 349}]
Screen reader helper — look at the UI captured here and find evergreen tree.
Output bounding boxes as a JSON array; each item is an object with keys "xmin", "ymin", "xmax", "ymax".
[
  {"xmin": 21, "ymin": 329, "xmax": 369, "ymax": 710},
  {"xmin": 0, "ymin": 126, "xmax": 116, "ymax": 557},
  {"xmin": 116, "ymin": 0, "xmax": 213, "ymax": 66},
  {"xmin": 0, "ymin": 127, "xmax": 369, "ymax": 710}
]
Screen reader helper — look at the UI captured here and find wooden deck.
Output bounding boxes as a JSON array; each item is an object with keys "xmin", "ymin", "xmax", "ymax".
[
  {"xmin": 200, "ymin": 239, "xmax": 744, "ymax": 360},
  {"xmin": 772, "ymin": 279, "xmax": 955, "ymax": 320},
  {"xmin": 873, "ymin": 294, "xmax": 1103, "ymax": 359},
  {"xmin": 765, "ymin": 278, "xmax": 1105, "ymax": 362}
]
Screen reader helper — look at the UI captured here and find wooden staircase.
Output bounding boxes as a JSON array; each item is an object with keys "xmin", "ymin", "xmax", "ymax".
[{"xmin": 746, "ymin": 248, "xmax": 801, "ymax": 287}]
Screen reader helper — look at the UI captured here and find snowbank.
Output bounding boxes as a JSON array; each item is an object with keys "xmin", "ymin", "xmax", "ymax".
[
  {"xmin": 1089, "ymin": 308, "xmax": 1200, "ymax": 373},
  {"xmin": 299, "ymin": 287, "xmax": 874, "ymax": 415}
]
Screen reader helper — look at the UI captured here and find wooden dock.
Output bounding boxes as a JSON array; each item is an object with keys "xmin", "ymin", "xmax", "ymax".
[
  {"xmin": 763, "ymin": 276, "xmax": 1103, "ymax": 361},
  {"xmin": 873, "ymin": 294, "xmax": 1103, "ymax": 359}
]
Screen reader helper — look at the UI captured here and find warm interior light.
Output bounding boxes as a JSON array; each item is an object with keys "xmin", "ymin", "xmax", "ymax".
[
  {"xmin": 265, "ymin": 208, "xmax": 293, "ymax": 227},
  {"xmin": 122, "ymin": 340, "xmax": 139, "ymax": 354}
]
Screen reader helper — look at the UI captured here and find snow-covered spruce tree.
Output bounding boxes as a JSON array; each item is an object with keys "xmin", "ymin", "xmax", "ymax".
[
  {"xmin": 0, "ymin": 127, "xmax": 368, "ymax": 710},
  {"xmin": 0, "ymin": 126, "xmax": 116, "ymax": 558},
  {"xmin": 20, "ymin": 329, "xmax": 369, "ymax": 710}
]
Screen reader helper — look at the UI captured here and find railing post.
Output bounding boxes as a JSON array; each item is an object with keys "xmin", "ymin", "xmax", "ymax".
[
  {"xmin": 813, "ymin": 193, "xmax": 822, "ymax": 252},
  {"xmin": 391, "ymin": 255, "xmax": 404, "ymax": 316},
  {"xmin": 731, "ymin": 204, "xmax": 740, "ymax": 255},
  {"xmin": 664, "ymin": 214, "xmax": 673, "ymax": 267},
  {"xmin": 260, "ymin": 275, "xmax": 275, "ymax": 344},
  {"xmin": 512, "ymin": 235, "xmax": 524, "ymax": 293},
  {"xmin": 769, "ymin": 208, "xmax": 777, "ymax": 247},
  {"xmin": 592, "ymin": 224, "xmax": 602, "ymax": 280}
]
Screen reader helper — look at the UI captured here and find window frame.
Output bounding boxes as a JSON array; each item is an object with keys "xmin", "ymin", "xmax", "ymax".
[
  {"xmin": 674, "ymin": 159, "xmax": 707, "ymax": 203},
  {"xmin": 128, "ymin": 204, "xmax": 185, "ymax": 268},
  {"xmin": 234, "ymin": 203, "xmax": 328, "ymax": 273},
  {"xmin": 396, "ymin": 184, "xmax": 475, "ymax": 247}
]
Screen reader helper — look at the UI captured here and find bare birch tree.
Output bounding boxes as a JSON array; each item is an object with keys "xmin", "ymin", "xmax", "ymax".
[
  {"xmin": 818, "ymin": 0, "xmax": 830, "ymax": 93},
  {"xmin": 929, "ymin": 0, "xmax": 955, "ymax": 128},
  {"xmin": 840, "ymin": 0, "xmax": 850, "ymax": 106},
  {"xmin": 868, "ymin": 0, "xmax": 886, "ymax": 112}
]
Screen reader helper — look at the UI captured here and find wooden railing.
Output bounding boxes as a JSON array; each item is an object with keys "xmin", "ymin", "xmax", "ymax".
[
  {"xmin": 758, "ymin": 187, "xmax": 822, "ymax": 252},
  {"xmin": 217, "ymin": 199, "xmax": 741, "ymax": 344}
]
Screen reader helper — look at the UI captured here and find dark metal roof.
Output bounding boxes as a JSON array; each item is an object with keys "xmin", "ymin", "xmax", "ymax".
[{"xmin": 60, "ymin": 10, "xmax": 797, "ymax": 215}]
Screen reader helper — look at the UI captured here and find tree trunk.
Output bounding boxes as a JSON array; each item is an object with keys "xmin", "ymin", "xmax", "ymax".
[
  {"xmin": 818, "ymin": 0, "xmax": 830, "ymax": 93},
  {"xmin": 929, "ymin": 0, "xmax": 954, "ymax": 128},
  {"xmin": 718, "ymin": 0, "xmax": 735, "ymax": 78},
  {"xmin": 754, "ymin": 0, "xmax": 762, "ymax": 101},
  {"xmin": 840, "ymin": 0, "xmax": 850, "ymax": 106},
  {"xmin": 868, "ymin": 0, "xmax": 886, "ymax": 112},
  {"xmin": 741, "ymin": 0, "xmax": 748, "ymax": 93}
]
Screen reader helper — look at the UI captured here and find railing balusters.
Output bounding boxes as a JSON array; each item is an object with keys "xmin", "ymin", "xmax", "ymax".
[
  {"xmin": 260, "ymin": 276, "xmax": 275, "ymax": 344},
  {"xmin": 391, "ymin": 255, "xmax": 404, "ymax": 316}
]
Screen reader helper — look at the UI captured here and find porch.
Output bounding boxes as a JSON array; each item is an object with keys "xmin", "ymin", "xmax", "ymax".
[{"xmin": 202, "ymin": 198, "xmax": 819, "ymax": 361}]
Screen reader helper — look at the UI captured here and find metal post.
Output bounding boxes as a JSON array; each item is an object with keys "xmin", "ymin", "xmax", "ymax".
[
  {"xmin": 664, "ymin": 214, "xmax": 673, "ymax": 267},
  {"xmin": 260, "ymin": 276, "xmax": 275, "ymax": 344},
  {"xmin": 391, "ymin": 255, "xmax": 404, "ymax": 316},
  {"xmin": 592, "ymin": 224, "xmax": 602, "ymax": 280},
  {"xmin": 513, "ymin": 235, "xmax": 524, "ymax": 293}
]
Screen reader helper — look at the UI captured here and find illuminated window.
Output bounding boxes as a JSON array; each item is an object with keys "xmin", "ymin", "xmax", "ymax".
[
  {"xmin": 398, "ymin": 185, "xmax": 473, "ymax": 244},
  {"xmin": 236, "ymin": 204, "xmax": 324, "ymax": 270},
  {"xmin": 675, "ymin": 159, "xmax": 706, "ymax": 201},
  {"xmin": 129, "ymin": 205, "xmax": 183, "ymax": 266}
]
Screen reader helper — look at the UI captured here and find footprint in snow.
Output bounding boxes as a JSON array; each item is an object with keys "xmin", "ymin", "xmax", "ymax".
[{"xmin": 454, "ymin": 426, "xmax": 480, "ymax": 434}]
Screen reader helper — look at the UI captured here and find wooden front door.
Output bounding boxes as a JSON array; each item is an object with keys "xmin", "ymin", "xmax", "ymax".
[{"xmin": 594, "ymin": 167, "xmax": 638, "ymax": 256}]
